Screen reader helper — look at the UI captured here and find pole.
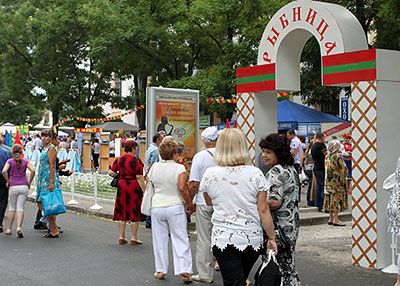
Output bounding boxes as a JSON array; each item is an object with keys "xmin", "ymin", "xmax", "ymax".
[
  {"xmin": 90, "ymin": 170, "xmax": 103, "ymax": 210},
  {"xmin": 67, "ymin": 172, "xmax": 79, "ymax": 205},
  {"xmin": 382, "ymin": 233, "xmax": 398, "ymax": 273}
]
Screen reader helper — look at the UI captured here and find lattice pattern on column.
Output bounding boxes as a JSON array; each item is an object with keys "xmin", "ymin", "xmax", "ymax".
[
  {"xmin": 236, "ymin": 92, "xmax": 255, "ymax": 163},
  {"xmin": 351, "ymin": 81, "xmax": 377, "ymax": 269}
]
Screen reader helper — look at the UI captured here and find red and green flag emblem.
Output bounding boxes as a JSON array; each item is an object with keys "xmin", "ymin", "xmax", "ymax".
[
  {"xmin": 322, "ymin": 49, "xmax": 376, "ymax": 85},
  {"xmin": 236, "ymin": 64, "xmax": 276, "ymax": 93}
]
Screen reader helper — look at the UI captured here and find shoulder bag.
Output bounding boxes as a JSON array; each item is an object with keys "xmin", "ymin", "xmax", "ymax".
[
  {"xmin": 141, "ymin": 180, "xmax": 154, "ymax": 216},
  {"xmin": 110, "ymin": 174, "xmax": 120, "ymax": 188},
  {"xmin": 141, "ymin": 164, "xmax": 156, "ymax": 216},
  {"xmin": 40, "ymin": 188, "xmax": 67, "ymax": 216}
]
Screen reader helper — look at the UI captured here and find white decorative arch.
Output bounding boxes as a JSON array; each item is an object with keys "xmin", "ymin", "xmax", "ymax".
[
  {"xmin": 257, "ymin": 0, "xmax": 368, "ymax": 90},
  {"xmin": 236, "ymin": 0, "xmax": 400, "ymax": 271}
]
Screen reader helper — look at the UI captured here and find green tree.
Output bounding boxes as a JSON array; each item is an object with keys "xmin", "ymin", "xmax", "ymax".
[{"xmin": 0, "ymin": 2, "xmax": 43, "ymax": 126}]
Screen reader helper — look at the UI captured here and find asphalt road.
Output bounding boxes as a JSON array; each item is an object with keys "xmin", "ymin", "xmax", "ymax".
[{"xmin": 0, "ymin": 203, "xmax": 396, "ymax": 286}]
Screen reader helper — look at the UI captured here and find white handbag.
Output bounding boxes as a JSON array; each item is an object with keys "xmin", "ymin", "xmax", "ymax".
[
  {"xmin": 299, "ymin": 169, "xmax": 307, "ymax": 182},
  {"xmin": 141, "ymin": 179, "xmax": 154, "ymax": 216}
]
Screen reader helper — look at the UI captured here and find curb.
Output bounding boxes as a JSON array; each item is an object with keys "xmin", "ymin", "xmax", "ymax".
[
  {"xmin": 27, "ymin": 197, "xmax": 114, "ymax": 221},
  {"xmin": 28, "ymin": 197, "xmax": 352, "ymax": 227},
  {"xmin": 299, "ymin": 212, "xmax": 352, "ymax": 226}
]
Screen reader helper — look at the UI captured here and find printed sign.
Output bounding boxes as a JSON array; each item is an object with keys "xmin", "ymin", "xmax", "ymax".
[
  {"xmin": 147, "ymin": 87, "xmax": 199, "ymax": 159},
  {"xmin": 341, "ymin": 98, "xmax": 349, "ymax": 120},
  {"xmin": 323, "ymin": 122, "xmax": 351, "ymax": 137},
  {"xmin": 199, "ymin": 115, "xmax": 211, "ymax": 126},
  {"xmin": 75, "ymin": 128, "xmax": 103, "ymax": 133},
  {"xmin": 278, "ymin": 121, "xmax": 298, "ymax": 130}
]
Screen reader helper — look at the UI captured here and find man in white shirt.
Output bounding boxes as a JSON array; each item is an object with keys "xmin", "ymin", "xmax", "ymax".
[
  {"xmin": 109, "ymin": 134, "xmax": 117, "ymax": 158},
  {"xmin": 189, "ymin": 127, "xmax": 219, "ymax": 283},
  {"xmin": 33, "ymin": 134, "xmax": 42, "ymax": 151},
  {"xmin": 287, "ymin": 129, "xmax": 302, "ymax": 172}
]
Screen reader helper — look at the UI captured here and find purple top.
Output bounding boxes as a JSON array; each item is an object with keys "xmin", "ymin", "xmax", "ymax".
[{"xmin": 7, "ymin": 158, "xmax": 29, "ymax": 186}]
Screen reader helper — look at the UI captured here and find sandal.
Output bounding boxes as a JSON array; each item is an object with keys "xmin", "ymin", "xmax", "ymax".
[
  {"xmin": 118, "ymin": 238, "xmax": 128, "ymax": 245},
  {"xmin": 16, "ymin": 228, "xmax": 24, "ymax": 238},
  {"xmin": 154, "ymin": 272, "xmax": 165, "ymax": 280},
  {"xmin": 131, "ymin": 238, "xmax": 143, "ymax": 245},
  {"xmin": 333, "ymin": 222, "xmax": 346, "ymax": 227},
  {"xmin": 181, "ymin": 273, "xmax": 192, "ymax": 284},
  {"xmin": 43, "ymin": 232, "xmax": 60, "ymax": 238},
  {"xmin": 4, "ymin": 229, "xmax": 11, "ymax": 236}
]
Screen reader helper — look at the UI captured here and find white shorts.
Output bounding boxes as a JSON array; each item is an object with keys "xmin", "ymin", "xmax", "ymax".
[{"xmin": 8, "ymin": 185, "xmax": 29, "ymax": 212}]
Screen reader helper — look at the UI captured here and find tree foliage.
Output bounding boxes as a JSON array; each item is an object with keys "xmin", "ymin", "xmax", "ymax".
[{"xmin": 0, "ymin": 0, "xmax": 398, "ymax": 127}]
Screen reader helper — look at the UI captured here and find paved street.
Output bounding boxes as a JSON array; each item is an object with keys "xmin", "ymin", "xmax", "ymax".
[{"xmin": 0, "ymin": 203, "xmax": 396, "ymax": 286}]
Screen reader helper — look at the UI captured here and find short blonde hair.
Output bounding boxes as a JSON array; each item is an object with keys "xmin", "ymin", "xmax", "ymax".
[
  {"xmin": 214, "ymin": 129, "xmax": 251, "ymax": 166},
  {"xmin": 159, "ymin": 140, "xmax": 178, "ymax": 160}
]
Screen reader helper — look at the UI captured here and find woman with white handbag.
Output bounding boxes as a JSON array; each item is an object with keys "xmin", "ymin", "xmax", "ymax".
[{"xmin": 144, "ymin": 139, "xmax": 194, "ymax": 283}]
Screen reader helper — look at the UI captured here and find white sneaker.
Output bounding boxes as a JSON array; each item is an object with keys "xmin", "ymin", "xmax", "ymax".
[{"xmin": 191, "ymin": 274, "xmax": 213, "ymax": 283}]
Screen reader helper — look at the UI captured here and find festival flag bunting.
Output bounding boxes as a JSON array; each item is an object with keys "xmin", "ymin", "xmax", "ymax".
[
  {"xmin": 53, "ymin": 105, "xmax": 145, "ymax": 128},
  {"xmin": 4, "ymin": 131, "xmax": 10, "ymax": 147},
  {"xmin": 14, "ymin": 131, "xmax": 22, "ymax": 145}
]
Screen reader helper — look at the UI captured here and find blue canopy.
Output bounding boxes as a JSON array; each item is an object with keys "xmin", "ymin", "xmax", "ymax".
[{"xmin": 278, "ymin": 99, "xmax": 348, "ymax": 124}]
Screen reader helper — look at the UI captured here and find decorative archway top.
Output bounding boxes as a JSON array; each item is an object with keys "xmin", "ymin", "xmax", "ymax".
[{"xmin": 258, "ymin": 0, "xmax": 368, "ymax": 65}]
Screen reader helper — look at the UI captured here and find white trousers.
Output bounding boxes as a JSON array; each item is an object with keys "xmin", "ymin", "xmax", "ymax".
[
  {"xmin": 151, "ymin": 204, "xmax": 193, "ymax": 275},
  {"xmin": 195, "ymin": 205, "xmax": 214, "ymax": 279}
]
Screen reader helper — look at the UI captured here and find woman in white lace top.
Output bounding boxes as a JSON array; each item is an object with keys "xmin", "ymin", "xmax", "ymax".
[{"xmin": 202, "ymin": 128, "xmax": 277, "ymax": 285}]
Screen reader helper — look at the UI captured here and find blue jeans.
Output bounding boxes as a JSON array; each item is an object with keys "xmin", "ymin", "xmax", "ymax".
[{"xmin": 314, "ymin": 170, "xmax": 325, "ymax": 209}]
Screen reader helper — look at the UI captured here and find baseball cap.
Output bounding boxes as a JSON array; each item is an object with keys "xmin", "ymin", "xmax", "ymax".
[{"xmin": 201, "ymin": 127, "xmax": 219, "ymax": 142}]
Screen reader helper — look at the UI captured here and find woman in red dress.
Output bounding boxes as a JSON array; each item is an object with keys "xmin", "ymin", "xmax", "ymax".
[{"xmin": 109, "ymin": 140, "xmax": 145, "ymax": 245}]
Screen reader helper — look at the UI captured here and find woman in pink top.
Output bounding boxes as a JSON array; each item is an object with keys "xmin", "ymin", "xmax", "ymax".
[{"xmin": 2, "ymin": 144, "xmax": 35, "ymax": 238}]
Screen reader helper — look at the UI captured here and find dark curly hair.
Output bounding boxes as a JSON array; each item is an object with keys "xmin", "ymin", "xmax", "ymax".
[{"xmin": 259, "ymin": 133, "xmax": 294, "ymax": 166}]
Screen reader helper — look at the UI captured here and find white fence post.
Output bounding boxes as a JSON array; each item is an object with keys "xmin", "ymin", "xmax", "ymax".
[
  {"xmin": 90, "ymin": 171, "xmax": 103, "ymax": 210},
  {"xmin": 67, "ymin": 173, "xmax": 79, "ymax": 205},
  {"xmin": 381, "ymin": 233, "xmax": 398, "ymax": 273}
]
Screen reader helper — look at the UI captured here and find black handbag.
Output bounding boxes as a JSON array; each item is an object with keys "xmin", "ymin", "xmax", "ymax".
[
  {"xmin": 110, "ymin": 174, "xmax": 120, "ymax": 188},
  {"xmin": 263, "ymin": 224, "xmax": 291, "ymax": 255},
  {"xmin": 254, "ymin": 250, "xmax": 282, "ymax": 286}
]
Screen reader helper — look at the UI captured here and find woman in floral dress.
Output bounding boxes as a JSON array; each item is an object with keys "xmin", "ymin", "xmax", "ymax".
[
  {"xmin": 323, "ymin": 140, "xmax": 348, "ymax": 226},
  {"xmin": 36, "ymin": 129, "xmax": 62, "ymax": 238}
]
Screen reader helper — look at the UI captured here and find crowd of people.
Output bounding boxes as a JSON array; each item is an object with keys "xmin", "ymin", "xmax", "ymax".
[
  {"xmin": 0, "ymin": 125, "xmax": 355, "ymax": 285},
  {"xmin": 24, "ymin": 133, "xmax": 80, "ymax": 173},
  {"xmin": 106, "ymin": 126, "xmax": 305, "ymax": 285},
  {"xmin": 0, "ymin": 129, "xmax": 67, "ymax": 238}
]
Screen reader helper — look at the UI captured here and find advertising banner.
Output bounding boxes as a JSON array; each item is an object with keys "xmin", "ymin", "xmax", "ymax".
[
  {"xmin": 278, "ymin": 121, "xmax": 298, "ymax": 131},
  {"xmin": 147, "ymin": 87, "xmax": 199, "ymax": 159},
  {"xmin": 75, "ymin": 128, "xmax": 103, "ymax": 133}
]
